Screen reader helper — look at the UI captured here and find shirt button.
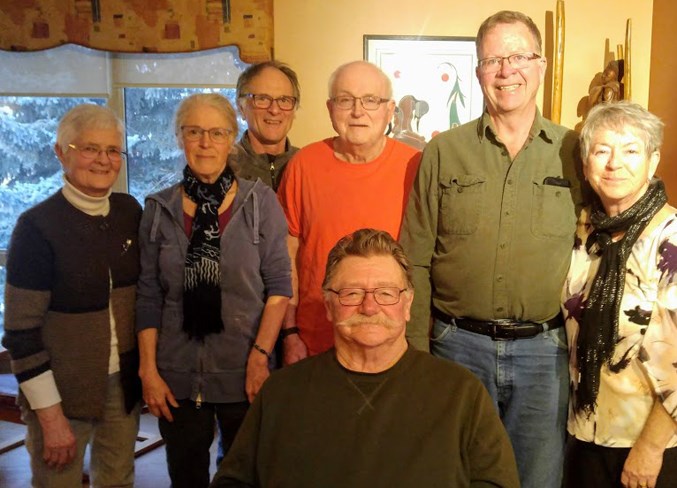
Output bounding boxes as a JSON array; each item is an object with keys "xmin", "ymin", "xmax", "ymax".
[
  {"xmin": 497, "ymin": 276, "xmax": 503, "ymax": 282},
  {"xmin": 500, "ymin": 242, "xmax": 507, "ymax": 249},
  {"xmin": 555, "ymin": 190, "xmax": 561, "ymax": 197},
  {"xmin": 458, "ymin": 187, "xmax": 464, "ymax": 193},
  {"xmin": 507, "ymin": 179, "xmax": 513, "ymax": 185},
  {"xmin": 496, "ymin": 307, "xmax": 504, "ymax": 313},
  {"xmin": 504, "ymin": 211, "xmax": 510, "ymax": 216}
]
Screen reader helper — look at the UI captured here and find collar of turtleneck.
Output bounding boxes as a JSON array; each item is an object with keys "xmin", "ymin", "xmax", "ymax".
[{"xmin": 60, "ymin": 175, "xmax": 111, "ymax": 217}]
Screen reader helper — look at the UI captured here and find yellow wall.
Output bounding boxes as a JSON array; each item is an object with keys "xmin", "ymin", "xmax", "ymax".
[
  {"xmin": 649, "ymin": 0, "xmax": 677, "ymax": 204},
  {"xmin": 274, "ymin": 0, "xmax": 653, "ymax": 146}
]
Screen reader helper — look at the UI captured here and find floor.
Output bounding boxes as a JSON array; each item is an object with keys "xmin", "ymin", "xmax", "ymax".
[{"xmin": 0, "ymin": 413, "xmax": 220, "ymax": 487}]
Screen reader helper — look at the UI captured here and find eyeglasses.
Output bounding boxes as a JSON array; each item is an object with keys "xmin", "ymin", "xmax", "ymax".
[
  {"xmin": 330, "ymin": 95, "xmax": 390, "ymax": 111},
  {"xmin": 67, "ymin": 144, "xmax": 126, "ymax": 161},
  {"xmin": 180, "ymin": 126, "xmax": 233, "ymax": 143},
  {"xmin": 241, "ymin": 93, "xmax": 297, "ymax": 111},
  {"xmin": 477, "ymin": 52, "xmax": 542, "ymax": 73},
  {"xmin": 326, "ymin": 287, "xmax": 408, "ymax": 306}
]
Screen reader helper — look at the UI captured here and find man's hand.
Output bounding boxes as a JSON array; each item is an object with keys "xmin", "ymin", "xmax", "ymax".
[
  {"xmin": 140, "ymin": 369, "xmax": 178, "ymax": 421},
  {"xmin": 35, "ymin": 404, "xmax": 77, "ymax": 470},
  {"xmin": 283, "ymin": 333, "xmax": 308, "ymax": 365}
]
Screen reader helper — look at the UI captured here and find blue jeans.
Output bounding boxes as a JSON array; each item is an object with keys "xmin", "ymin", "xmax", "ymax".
[{"xmin": 431, "ymin": 318, "xmax": 569, "ymax": 488}]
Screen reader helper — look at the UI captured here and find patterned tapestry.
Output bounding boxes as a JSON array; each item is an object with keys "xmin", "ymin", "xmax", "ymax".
[{"xmin": 0, "ymin": 0, "xmax": 273, "ymax": 63}]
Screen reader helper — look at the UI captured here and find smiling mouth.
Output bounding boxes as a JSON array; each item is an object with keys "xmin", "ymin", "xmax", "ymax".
[{"xmin": 497, "ymin": 84, "xmax": 520, "ymax": 91}]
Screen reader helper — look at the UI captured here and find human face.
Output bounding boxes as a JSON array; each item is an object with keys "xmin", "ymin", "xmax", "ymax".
[
  {"xmin": 239, "ymin": 67, "xmax": 296, "ymax": 154},
  {"xmin": 324, "ymin": 255, "xmax": 413, "ymax": 350},
  {"xmin": 181, "ymin": 105, "xmax": 234, "ymax": 183},
  {"xmin": 585, "ymin": 127, "xmax": 660, "ymax": 216},
  {"xmin": 327, "ymin": 63, "xmax": 395, "ymax": 154},
  {"xmin": 55, "ymin": 128, "xmax": 122, "ymax": 197},
  {"xmin": 476, "ymin": 22, "xmax": 546, "ymax": 117}
]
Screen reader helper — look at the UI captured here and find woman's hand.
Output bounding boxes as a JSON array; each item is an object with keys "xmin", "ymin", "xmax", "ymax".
[
  {"xmin": 140, "ymin": 369, "xmax": 178, "ymax": 421},
  {"xmin": 245, "ymin": 350, "xmax": 271, "ymax": 403},
  {"xmin": 283, "ymin": 333, "xmax": 308, "ymax": 366},
  {"xmin": 621, "ymin": 438, "xmax": 663, "ymax": 488},
  {"xmin": 35, "ymin": 404, "xmax": 77, "ymax": 470}
]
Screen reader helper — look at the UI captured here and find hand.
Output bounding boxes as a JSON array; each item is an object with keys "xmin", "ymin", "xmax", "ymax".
[
  {"xmin": 35, "ymin": 404, "xmax": 77, "ymax": 470},
  {"xmin": 246, "ymin": 350, "xmax": 270, "ymax": 403},
  {"xmin": 140, "ymin": 369, "xmax": 178, "ymax": 421},
  {"xmin": 283, "ymin": 333, "xmax": 308, "ymax": 365},
  {"xmin": 621, "ymin": 439, "xmax": 664, "ymax": 488}
]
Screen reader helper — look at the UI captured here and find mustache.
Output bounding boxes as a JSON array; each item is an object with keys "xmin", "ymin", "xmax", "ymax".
[{"xmin": 336, "ymin": 313, "xmax": 400, "ymax": 329}]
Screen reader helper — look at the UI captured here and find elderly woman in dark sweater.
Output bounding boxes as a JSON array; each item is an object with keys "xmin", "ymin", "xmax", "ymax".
[
  {"xmin": 136, "ymin": 93, "xmax": 291, "ymax": 488},
  {"xmin": 2, "ymin": 104, "xmax": 142, "ymax": 487}
]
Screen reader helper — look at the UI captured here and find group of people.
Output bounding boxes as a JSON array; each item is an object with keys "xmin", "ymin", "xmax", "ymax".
[{"xmin": 2, "ymin": 8, "xmax": 676, "ymax": 488}]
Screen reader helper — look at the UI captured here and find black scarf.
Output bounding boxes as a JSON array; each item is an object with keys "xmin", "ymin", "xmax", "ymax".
[
  {"xmin": 576, "ymin": 179, "xmax": 667, "ymax": 415},
  {"xmin": 182, "ymin": 164, "xmax": 234, "ymax": 341}
]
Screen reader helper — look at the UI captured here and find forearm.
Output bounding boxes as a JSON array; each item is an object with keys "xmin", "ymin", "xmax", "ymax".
[
  {"xmin": 137, "ymin": 328, "xmax": 160, "ymax": 378},
  {"xmin": 635, "ymin": 399, "xmax": 677, "ymax": 453},
  {"xmin": 283, "ymin": 234, "xmax": 300, "ymax": 329},
  {"xmin": 252, "ymin": 296, "xmax": 290, "ymax": 354}
]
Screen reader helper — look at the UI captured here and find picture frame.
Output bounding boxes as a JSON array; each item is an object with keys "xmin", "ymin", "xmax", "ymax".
[{"xmin": 364, "ymin": 35, "xmax": 483, "ymax": 142}]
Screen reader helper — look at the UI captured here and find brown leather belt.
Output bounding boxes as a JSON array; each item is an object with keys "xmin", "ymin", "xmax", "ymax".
[{"xmin": 432, "ymin": 308, "xmax": 563, "ymax": 341}]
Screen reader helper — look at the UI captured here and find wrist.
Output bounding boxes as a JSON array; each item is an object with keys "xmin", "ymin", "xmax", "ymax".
[
  {"xmin": 251, "ymin": 342, "xmax": 271, "ymax": 360},
  {"xmin": 280, "ymin": 326, "xmax": 300, "ymax": 339}
]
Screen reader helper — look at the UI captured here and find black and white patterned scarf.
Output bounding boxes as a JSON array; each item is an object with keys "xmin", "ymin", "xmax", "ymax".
[
  {"xmin": 576, "ymin": 179, "xmax": 667, "ymax": 415},
  {"xmin": 182, "ymin": 164, "xmax": 234, "ymax": 341}
]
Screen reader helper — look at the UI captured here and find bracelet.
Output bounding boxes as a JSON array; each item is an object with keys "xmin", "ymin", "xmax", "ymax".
[
  {"xmin": 252, "ymin": 343, "xmax": 271, "ymax": 359},
  {"xmin": 279, "ymin": 326, "xmax": 300, "ymax": 339}
]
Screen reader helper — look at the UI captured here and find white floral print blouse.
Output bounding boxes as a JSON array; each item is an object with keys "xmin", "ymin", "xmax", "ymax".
[{"xmin": 561, "ymin": 206, "xmax": 677, "ymax": 447}]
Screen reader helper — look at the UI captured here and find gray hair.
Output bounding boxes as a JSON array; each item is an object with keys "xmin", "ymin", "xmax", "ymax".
[
  {"xmin": 236, "ymin": 60, "xmax": 301, "ymax": 107},
  {"xmin": 327, "ymin": 61, "xmax": 393, "ymax": 99},
  {"xmin": 476, "ymin": 10, "xmax": 543, "ymax": 57},
  {"xmin": 56, "ymin": 104, "xmax": 124, "ymax": 151},
  {"xmin": 580, "ymin": 101, "xmax": 664, "ymax": 161},
  {"xmin": 174, "ymin": 93, "xmax": 237, "ymax": 148},
  {"xmin": 322, "ymin": 228, "xmax": 413, "ymax": 290}
]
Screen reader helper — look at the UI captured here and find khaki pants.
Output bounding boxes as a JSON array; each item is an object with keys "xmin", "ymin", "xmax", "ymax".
[{"xmin": 22, "ymin": 373, "xmax": 140, "ymax": 488}]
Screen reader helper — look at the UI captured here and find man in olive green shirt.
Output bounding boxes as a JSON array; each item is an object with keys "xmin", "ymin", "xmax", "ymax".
[{"xmin": 400, "ymin": 11, "xmax": 582, "ymax": 488}]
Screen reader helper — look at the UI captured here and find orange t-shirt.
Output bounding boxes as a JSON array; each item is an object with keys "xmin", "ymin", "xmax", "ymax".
[{"xmin": 277, "ymin": 137, "xmax": 421, "ymax": 355}]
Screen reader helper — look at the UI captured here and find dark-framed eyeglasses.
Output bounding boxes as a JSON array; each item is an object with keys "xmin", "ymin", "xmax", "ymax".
[
  {"xmin": 477, "ymin": 52, "xmax": 542, "ymax": 73},
  {"xmin": 241, "ymin": 93, "xmax": 297, "ymax": 111},
  {"xmin": 330, "ymin": 95, "xmax": 391, "ymax": 111},
  {"xmin": 326, "ymin": 287, "xmax": 408, "ymax": 306},
  {"xmin": 67, "ymin": 143, "xmax": 126, "ymax": 162},
  {"xmin": 180, "ymin": 126, "xmax": 234, "ymax": 143}
]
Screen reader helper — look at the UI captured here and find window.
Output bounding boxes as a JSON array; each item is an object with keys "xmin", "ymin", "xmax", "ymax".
[{"xmin": 0, "ymin": 45, "xmax": 248, "ymax": 340}]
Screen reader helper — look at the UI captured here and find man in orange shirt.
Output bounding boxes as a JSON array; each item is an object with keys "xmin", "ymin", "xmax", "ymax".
[{"xmin": 277, "ymin": 61, "xmax": 421, "ymax": 364}]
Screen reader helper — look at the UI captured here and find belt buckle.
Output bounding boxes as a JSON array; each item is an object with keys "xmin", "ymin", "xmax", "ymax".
[{"xmin": 491, "ymin": 319, "xmax": 516, "ymax": 341}]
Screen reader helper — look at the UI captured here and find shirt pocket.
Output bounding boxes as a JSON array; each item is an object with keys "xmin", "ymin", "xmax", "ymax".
[
  {"xmin": 531, "ymin": 179, "xmax": 576, "ymax": 239},
  {"xmin": 439, "ymin": 175, "xmax": 486, "ymax": 235}
]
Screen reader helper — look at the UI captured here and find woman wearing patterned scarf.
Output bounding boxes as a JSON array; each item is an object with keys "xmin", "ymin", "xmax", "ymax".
[
  {"xmin": 562, "ymin": 101, "xmax": 677, "ymax": 488},
  {"xmin": 136, "ymin": 93, "xmax": 291, "ymax": 488}
]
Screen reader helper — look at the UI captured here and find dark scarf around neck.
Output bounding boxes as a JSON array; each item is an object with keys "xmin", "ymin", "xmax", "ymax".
[
  {"xmin": 182, "ymin": 164, "xmax": 235, "ymax": 341},
  {"xmin": 575, "ymin": 179, "xmax": 667, "ymax": 415}
]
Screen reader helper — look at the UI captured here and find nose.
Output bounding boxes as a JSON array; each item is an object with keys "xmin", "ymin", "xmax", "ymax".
[
  {"xmin": 350, "ymin": 98, "xmax": 365, "ymax": 117},
  {"xmin": 198, "ymin": 129, "xmax": 211, "ymax": 147},
  {"xmin": 268, "ymin": 100, "xmax": 282, "ymax": 114},
  {"xmin": 358, "ymin": 291, "xmax": 380, "ymax": 316},
  {"xmin": 498, "ymin": 57, "xmax": 517, "ymax": 77},
  {"xmin": 606, "ymin": 149, "xmax": 622, "ymax": 169}
]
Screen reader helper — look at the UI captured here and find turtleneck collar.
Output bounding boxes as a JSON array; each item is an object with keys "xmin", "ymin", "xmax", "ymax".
[{"xmin": 61, "ymin": 175, "xmax": 111, "ymax": 217}]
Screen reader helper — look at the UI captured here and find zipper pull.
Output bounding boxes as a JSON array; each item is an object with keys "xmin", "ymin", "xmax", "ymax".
[{"xmin": 195, "ymin": 392, "xmax": 202, "ymax": 409}]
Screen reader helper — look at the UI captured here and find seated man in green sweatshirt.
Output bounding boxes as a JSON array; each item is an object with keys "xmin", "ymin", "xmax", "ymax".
[{"xmin": 210, "ymin": 228, "xmax": 519, "ymax": 488}]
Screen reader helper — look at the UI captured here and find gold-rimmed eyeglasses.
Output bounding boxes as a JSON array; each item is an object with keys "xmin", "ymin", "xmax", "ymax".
[
  {"xmin": 326, "ymin": 287, "xmax": 408, "ymax": 306},
  {"xmin": 330, "ymin": 95, "xmax": 391, "ymax": 111},
  {"xmin": 67, "ymin": 144, "xmax": 127, "ymax": 162}
]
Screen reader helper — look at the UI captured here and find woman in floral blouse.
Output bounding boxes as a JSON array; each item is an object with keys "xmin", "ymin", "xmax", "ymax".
[{"xmin": 562, "ymin": 101, "xmax": 677, "ymax": 488}]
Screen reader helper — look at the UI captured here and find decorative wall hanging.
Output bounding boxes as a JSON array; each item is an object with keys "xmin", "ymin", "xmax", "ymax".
[
  {"xmin": 364, "ymin": 35, "xmax": 483, "ymax": 143},
  {"xmin": 0, "ymin": 0, "xmax": 272, "ymax": 63}
]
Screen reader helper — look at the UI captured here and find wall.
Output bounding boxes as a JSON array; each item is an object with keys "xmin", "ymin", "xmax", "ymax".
[
  {"xmin": 649, "ymin": 0, "xmax": 677, "ymax": 204},
  {"xmin": 274, "ymin": 0, "xmax": 653, "ymax": 146}
]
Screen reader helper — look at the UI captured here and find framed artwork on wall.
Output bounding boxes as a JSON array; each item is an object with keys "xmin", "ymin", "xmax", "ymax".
[{"xmin": 364, "ymin": 35, "xmax": 483, "ymax": 142}]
